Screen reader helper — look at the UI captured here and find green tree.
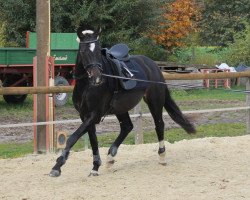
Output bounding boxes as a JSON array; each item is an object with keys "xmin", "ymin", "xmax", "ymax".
[
  {"xmin": 199, "ymin": 0, "xmax": 250, "ymax": 46},
  {"xmin": 222, "ymin": 24, "xmax": 250, "ymax": 66},
  {"xmin": 0, "ymin": 0, "xmax": 161, "ymax": 48},
  {"xmin": 0, "ymin": 0, "xmax": 36, "ymax": 46},
  {"xmin": 0, "ymin": 22, "xmax": 5, "ymax": 47}
]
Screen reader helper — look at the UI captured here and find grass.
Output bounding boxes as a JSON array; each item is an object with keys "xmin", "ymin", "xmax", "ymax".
[
  {"xmin": 138, "ymin": 86, "xmax": 246, "ymax": 112},
  {"xmin": 171, "ymin": 87, "xmax": 246, "ymax": 102},
  {"xmin": 0, "ymin": 142, "xmax": 33, "ymax": 159},
  {"xmin": 0, "ymin": 122, "xmax": 246, "ymax": 159},
  {"xmin": 98, "ymin": 122, "xmax": 246, "ymax": 146},
  {"xmin": 0, "ymin": 95, "xmax": 33, "ymax": 116}
]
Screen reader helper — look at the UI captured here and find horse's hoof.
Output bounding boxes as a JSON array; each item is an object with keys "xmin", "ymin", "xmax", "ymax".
[
  {"xmin": 49, "ymin": 169, "xmax": 61, "ymax": 177},
  {"xmin": 106, "ymin": 160, "xmax": 115, "ymax": 168},
  {"xmin": 88, "ymin": 170, "xmax": 99, "ymax": 177},
  {"xmin": 159, "ymin": 162, "xmax": 167, "ymax": 166},
  {"xmin": 159, "ymin": 154, "xmax": 167, "ymax": 166},
  {"xmin": 106, "ymin": 154, "xmax": 115, "ymax": 168}
]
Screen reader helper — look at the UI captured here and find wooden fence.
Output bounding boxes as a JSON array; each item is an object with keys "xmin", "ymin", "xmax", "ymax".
[
  {"xmin": 1, "ymin": 70, "xmax": 250, "ymax": 151},
  {"xmin": 1, "ymin": 70, "xmax": 250, "ymax": 95}
]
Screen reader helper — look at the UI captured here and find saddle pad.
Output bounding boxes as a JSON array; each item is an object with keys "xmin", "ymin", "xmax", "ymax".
[
  {"xmin": 123, "ymin": 59, "xmax": 148, "ymax": 90},
  {"xmin": 101, "ymin": 55, "xmax": 148, "ymax": 92}
]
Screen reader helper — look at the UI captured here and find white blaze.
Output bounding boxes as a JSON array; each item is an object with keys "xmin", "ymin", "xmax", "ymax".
[{"xmin": 89, "ymin": 43, "xmax": 96, "ymax": 52}]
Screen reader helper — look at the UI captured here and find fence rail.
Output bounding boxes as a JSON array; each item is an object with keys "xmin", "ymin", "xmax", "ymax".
[
  {"xmin": 0, "ymin": 85, "xmax": 73, "ymax": 95},
  {"xmin": 1, "ymin": 71, "xmax": 250, "ymax": 95},
  {"xmin": 1, "ymin": 106, "xmax": 249, "ymax": 129},
  {"xmin": 163, "ymin": 71, "xmax": 250, "ymax": 80}
]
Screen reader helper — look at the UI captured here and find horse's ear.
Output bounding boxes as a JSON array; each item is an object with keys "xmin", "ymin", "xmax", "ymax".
[
  {"xmin": 94, "ymin": 27, "xmax": 101, "ymax": 38},
  {"xmin": 98, "ymin": 27, "xmax": 102, "ymax": 34}
]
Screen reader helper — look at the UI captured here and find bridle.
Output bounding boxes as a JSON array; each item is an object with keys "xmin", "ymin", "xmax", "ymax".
[
  {"xmin": 77, "ymin": 38, "xmax": 103, "ymax": 83},
  {"xmin": 79, "ymin": 38, "xmax": 102, "ymax": 69}
]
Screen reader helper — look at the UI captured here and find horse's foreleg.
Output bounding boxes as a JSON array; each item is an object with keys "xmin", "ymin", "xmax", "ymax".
[
  {"xmin": 49, "ymin": 120, "xmax": 90, "ymax": 177},
  {"xmin": 87, "ymin": 125, "xmax": 102, "ymax": 176},
  {"xmin": 106, "ymin": 113, "xmax": 133, "ymax": 167}
]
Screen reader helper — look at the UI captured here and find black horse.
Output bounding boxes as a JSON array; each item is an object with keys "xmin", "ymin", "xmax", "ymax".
[{"xmin": 50, "ymin": 25, "xmax": 196, "ymax": 177}]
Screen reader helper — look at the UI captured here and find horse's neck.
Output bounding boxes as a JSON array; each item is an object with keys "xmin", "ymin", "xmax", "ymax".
[{"xmin": 75, "ymin": 79, "xmax": 89, "ymax": 88}]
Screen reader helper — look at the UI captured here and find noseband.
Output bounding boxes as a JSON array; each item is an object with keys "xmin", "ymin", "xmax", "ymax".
[{"xmin": 79, "ymin": 39, "xmax": 98, "ymax": 45}]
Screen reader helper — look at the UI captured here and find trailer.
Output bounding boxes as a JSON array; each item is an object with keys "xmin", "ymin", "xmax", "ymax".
[{"xmin": 0, "ymin": 32, "xmax": 78, "ymax": 106}]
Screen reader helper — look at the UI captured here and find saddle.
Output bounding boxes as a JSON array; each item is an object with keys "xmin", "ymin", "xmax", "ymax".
[
  {"xmin": 108, "ymin": 43, "xmax": 130, "ymax": 61},
  {"xmin": 103, "ymin": 44, "xmax": 137, "ymax": 90}
]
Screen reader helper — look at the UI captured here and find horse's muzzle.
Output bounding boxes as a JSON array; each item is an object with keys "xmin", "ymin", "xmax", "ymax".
[
  {"xmin": 91, "ymin": 76, "xmax": 103, "ymax": 85},
  {"xmin": 87, "ymin": 67, "xmax": 103, "ymax": 86}
]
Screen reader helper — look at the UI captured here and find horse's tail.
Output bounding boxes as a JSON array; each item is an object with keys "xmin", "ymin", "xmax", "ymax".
[{"xmin": 164, "ymin": 87, "xmax": 196, "ymax": 134}]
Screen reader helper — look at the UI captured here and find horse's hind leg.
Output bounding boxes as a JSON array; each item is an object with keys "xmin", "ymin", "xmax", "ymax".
[
  {"xmin": 106, "ymin": 112, "xmax": 133, "ymax": 167},
  {"xmin": 151, "ymin": 110, "xmax": 167, "ymax": 165},
  {"xmin": 144, "ymin": 89, "xmax": 167, "ymax": 165},
  {"xmin": 88, "ymin": 125, "xmax": 102, "ymax": 176}
]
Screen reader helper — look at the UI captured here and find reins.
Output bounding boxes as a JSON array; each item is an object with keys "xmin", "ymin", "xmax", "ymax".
[
  {"xmin": 102, "ymin": 73, "xmax": 167, "ymax": 85},
  {"xmin": 101, "ymin": 73, "xmax": 205, "ymax": 89}
]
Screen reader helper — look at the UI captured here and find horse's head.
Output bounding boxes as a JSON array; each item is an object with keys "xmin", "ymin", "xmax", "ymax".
[{"xmin": 76, "ymin": 25, "xmax": 103, "ymax": 85}]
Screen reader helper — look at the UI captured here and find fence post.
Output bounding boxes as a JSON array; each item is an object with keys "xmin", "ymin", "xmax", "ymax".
[
  {"xmin": 246, "ymin": 78, "xmax": 250, "ymax": 134},
  {"xmin": 48, "ymin": 57, "xmax": 55, "ymax": 152},
  {"xmin": 35, "ymin": 0, "xmax": 51, "ymax": 153},
  {"xmin": 33, "ymin": 56, "xmax": 54, "ymax": 153},
  {"xmin": 134, "ymin": 102, "xmax": 143, "ymax": 144}
]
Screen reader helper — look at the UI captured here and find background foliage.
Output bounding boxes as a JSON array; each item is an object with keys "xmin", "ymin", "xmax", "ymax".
[
  {"xmin": 0, "ymin": 0, "xmax": 249, "ymax": 64},
  {"xmin": 0, "ymin": 0, "xmax": 162, "ymax": 49},
  {"xmin": 221, "ymin": 25, "xmax": 250, "ymax": 66},
  {"xmin": 199, "ymin": 0, "xmax": 250, "ymax": 47}
]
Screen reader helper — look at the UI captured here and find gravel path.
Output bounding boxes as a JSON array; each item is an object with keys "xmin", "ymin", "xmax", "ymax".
[{"xmin": 0, "ymin": 135, "xmax": 249, "ymax": 200}]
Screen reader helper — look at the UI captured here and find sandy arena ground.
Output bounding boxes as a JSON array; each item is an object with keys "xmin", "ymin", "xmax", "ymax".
[{"xmin": 0, "ymin": 135, "xmax": 250, "ymax": 200}]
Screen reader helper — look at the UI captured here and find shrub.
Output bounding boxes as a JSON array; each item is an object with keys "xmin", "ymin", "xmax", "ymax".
[
  {"xmin": 221, "ymin": 25, "xmax": 250, "ymax": 66},
  {"xmin": 168, "ymin": 46, "xmax": 224, "ymax": 66}
]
